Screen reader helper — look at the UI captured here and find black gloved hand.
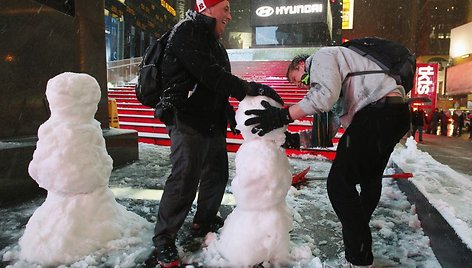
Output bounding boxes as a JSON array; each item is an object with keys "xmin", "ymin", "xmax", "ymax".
[
  {"xmin": 226, "ymin": 103, "xmax": 240, "ymax": 135},
  {"xmin": 282, "ymin": 131, "xmax": 300, "ymax": 149},
  {"xmin": 247, "ymin": 82, "xmax": 284, "ymax": 105},
  {"xmin": 228, "ymin": 116, "xmax": 240, "ymax": 135},
  {"xmin": 228, "ymin": 110, "xmax": 241, "ymax": 135},
  {"xmin": 244, "ymin": 100, "xmax": 293, "ymax": 136}
]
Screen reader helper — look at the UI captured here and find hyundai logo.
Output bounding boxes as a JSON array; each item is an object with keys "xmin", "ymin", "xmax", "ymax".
[
  {"xmin": 255, "ymin": 6, "xmax": 274, "ymax": 17},
  {"xmin": 256, "ymin": 4, "xmax": 323, "ymax": 17}
]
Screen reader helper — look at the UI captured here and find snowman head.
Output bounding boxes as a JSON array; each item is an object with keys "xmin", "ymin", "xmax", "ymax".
[
  {"xmin": 235, "ymin": 96, "xmax": 287, "ymax": 145},
  {"xmin": 46, "ymin": 72, "xmax": 101, "ymax": 120}
]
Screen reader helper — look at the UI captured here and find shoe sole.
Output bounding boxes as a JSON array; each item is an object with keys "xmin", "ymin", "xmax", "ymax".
[{"xmin": 158, "ymin": 259, "xmax": 181, "ymax": 268}]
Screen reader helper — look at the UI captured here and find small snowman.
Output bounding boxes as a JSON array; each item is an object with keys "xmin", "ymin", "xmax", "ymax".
[
  {"xmin": 18, "ymin": 72, "xmax": 150, "ymax": 266},
  {"xmin": 211, "ymin": 96, "xmax": 293, "ymax": 266}
]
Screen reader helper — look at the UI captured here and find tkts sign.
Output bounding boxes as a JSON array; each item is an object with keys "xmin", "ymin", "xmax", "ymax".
[
  {"xmin": 411, "ymin": 63, "xmax": 439, "ymax": 110},
  {"xmin": 251, "ymin": 0, "xmax": 327, "ymax": 26}
]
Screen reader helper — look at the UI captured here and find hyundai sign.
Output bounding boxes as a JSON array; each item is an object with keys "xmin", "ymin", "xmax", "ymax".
[{"xmin": 251, "ymin": 0, "xmax": 327, "ymax": 26}]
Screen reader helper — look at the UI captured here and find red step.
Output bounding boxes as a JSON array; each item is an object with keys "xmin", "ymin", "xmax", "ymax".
[{"xmin": 108, "ymin": 62, "xmax": 338, "ymax": 160}]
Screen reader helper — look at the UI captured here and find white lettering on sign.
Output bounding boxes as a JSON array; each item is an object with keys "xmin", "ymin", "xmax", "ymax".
[
  {"xmin": 256, "ymin": 4, "xmax": 323, "ymax": 18},
  {"xmin": 416, "ymin": 65, "xmax": 435, "ymax": 94},
  {"xmin": 276, "ymin": 4, "xmax": 323, "ymax": 15}
]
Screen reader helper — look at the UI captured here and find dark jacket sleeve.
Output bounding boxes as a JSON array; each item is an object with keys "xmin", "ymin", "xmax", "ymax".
[{"xmin": 168, "ymin": 21, "xmax": 249, "ymax": 101}]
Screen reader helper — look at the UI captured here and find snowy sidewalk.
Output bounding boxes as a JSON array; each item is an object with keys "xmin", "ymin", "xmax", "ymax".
[
  {"xmin": 1, "ymin": 141, "xmax": 453, "ymax": 267},
  {"xmin": 391, "ymin": 137, "xmax": 472, "ymax": 267}
]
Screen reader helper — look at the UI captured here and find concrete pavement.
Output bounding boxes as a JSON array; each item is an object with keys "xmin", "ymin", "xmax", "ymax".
[{"xmin": 412, "ymin": 132, "xmax": 472, "ymax": 176}]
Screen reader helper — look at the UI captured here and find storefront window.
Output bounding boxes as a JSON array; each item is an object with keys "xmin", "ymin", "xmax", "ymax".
[
  {"xmin": 255, "ymin": 23, "xmax": 330, "ymax": 46},
  {"xmin": 222, "ymin": 0, "xmax": 340, "ymax": 48},
  {"xmin": 105, "ymin": 15, "xmax": 124, "ymax": 61}
]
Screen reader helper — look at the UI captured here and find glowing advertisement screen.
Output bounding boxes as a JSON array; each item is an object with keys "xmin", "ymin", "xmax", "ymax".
[
  {"xmin": 411, "ymin": 63, "xmax": 439, "ymax": 111},
  {"xmin": 251, "ymin": 0, "xmax": 327, "ymax": 26}
]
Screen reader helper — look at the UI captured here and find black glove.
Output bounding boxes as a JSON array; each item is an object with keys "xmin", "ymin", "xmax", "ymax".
[
  {"xmin": 226, "ymin": 103, "xmax": 240, "ymax": 135},
  {"xmin": 282, "ymin": 131, "xmax": 300, "ymax": 149},
  {"xmin": 244, "ymin": 100, "xmax": 293, "ymax": 136},
  {"xmin": 247, "ymin": 82, "xmax": 284, "ymax": 105}
]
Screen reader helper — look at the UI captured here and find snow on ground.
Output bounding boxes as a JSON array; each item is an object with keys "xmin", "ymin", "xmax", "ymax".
[
  {"xmin": 0, "ymin": 141, "xmax": 451, "ymax": 267},
  {"xmin": 391, "ymin": 137, "xmax": 472, "ymax": 251}
]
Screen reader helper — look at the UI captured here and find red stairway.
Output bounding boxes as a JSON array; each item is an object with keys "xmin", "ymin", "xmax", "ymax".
[{"xmin": 107, "ymin": 61, "xmax": 339, "ymax": 160}]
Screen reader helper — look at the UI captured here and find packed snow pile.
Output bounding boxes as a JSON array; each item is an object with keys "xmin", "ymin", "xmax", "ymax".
[
  {"xmin": 198, "ymin": 96, "xmax": 320, "ymax": 267},
  {"xmin": 390, "ymin": 136, "xmax": 472, "ymax": 251},
  {"xmin": 18, "ymin": 72, "xmax": 152, "ymax": 266}
]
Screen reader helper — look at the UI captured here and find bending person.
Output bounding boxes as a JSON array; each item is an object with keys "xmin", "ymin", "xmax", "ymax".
[{"xmin": 245, "ymin": 48, "xmax": 410, "ymax": 267}]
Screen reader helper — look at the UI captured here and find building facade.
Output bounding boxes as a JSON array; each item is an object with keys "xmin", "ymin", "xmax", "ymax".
[
  {"xmin": 223, "ymin": 0, "xmax": 342, "ymax": 49},
  {"xmin": 342, "ymin": 0, "xmax": 472, "ymax": 111},
  {"xmin": 0, "ymin": 0, "xmax": 139, "ymax": 204},
  {"xmin": 104, "ymin": 0, "xmax": 342, "ymax": 60},
  {"xmin": 104, "ymin": 0, "xmax": 185, "ymax": 62},
  {"xmin": 103, "ymin": 0, "xmax": 471, "ymax": 111}
]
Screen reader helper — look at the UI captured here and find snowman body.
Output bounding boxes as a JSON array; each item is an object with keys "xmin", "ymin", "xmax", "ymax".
[
  {"xmin": 19, "ymin": 73, "xmax": 148, "ymax": 266},
  {"xmin": 215, "ymin": 96, "xmax": 293, "ymax": 266}
]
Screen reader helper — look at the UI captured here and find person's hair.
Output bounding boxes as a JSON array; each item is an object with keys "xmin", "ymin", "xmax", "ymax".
[{"xmin": 286, "ymin": 54, "xmax": 309, "ymax": 81}]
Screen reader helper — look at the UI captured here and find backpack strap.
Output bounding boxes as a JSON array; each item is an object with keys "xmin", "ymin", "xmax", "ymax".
[
  {"xmin": 346, "ymin": 45, "xmax": 390, "ymax": 70},
  {"xmin": 346, "ymin": 70, "xmax": 388, "ymax": 77},
  {"xmin": 342, "ymin": 70, "xmax": 387, "ymax": 85},
  {"xmin": 342, "ymin": 70, "xmax": 402, "ymax": 86}
]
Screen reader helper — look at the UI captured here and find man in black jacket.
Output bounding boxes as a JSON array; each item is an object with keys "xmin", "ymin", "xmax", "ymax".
[{"xmin": 147, "ymin": 0, "xmax": 283, "ymax": 267}]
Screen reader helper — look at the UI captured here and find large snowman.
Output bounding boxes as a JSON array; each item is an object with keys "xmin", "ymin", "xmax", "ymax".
[
  {"xmin": 210, "ymin": 96, "xmax": 293, "ymax": 266},
  {"xmin": 18, "ymin": 72, "xmax": 150, "ymax": 266}
]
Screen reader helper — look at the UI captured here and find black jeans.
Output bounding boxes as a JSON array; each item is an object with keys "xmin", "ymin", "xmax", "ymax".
[
  {"xmin": 152, "ymin": 117, "xmax": 228, "ymax": 247},
  {"xmin": 411, "ymin": 125, "xmax": 424, "ymax": 141},
  {"xmin": 327, "ymin": 102, "xmax": 410, "ymax": 265}
]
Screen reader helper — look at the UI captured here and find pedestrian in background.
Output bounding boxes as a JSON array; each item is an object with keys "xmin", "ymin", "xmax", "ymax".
[
  {"xmin": 452, "ymin": 111, "xmax": 465, "ymax": 137},
  {"xmin": 147, "ymin": 0, "xmax": 283, "ymax": 267},
  {"xmin": 440, "ymin": 109, "xmax": 449, "ymax": 136},
  {"xmin": 244, "ymin": 47, "xmax": 410, "ymax": 267},
  {"xmin": 411, "ymin": 108, "xmax": 427, "ymax": 142},
  {"xmin": 428, "ymin": 108, "xmax": 440, "ymax": 135},
  {"xmin": 469, "ymin": 113, "xmax": 472, "ymax": 140}
]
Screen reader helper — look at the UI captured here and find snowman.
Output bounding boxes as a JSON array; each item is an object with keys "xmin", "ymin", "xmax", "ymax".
[
  {"xmin": 18, "ymin": 72, "xmax": 150, "ymax": 266},
  {"xmin": 211, "ymin": 96, "xmax": 293, "ymax": 266}
]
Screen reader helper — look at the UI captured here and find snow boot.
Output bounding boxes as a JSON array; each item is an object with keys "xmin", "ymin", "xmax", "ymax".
[
  {"xmin": 145, "ymin": 244, "xmax": 181, "ymax": 268},
  {"xmin": 191, "ymin": 216, "xmax": 224, "ymax": 237},
  {"xmin": 323, "ymin": 258, "xmax": 374, "ymax": 268}
]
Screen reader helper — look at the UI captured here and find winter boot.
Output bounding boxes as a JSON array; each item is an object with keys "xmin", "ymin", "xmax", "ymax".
[
  {"xmin": 145, "ymin": 243, "xmax": 181, "ymax": 268},
  {"xmin": 323, "ymin": 258, "xmax": 374, "ymax": 268},
  {"xmin": 191, "ymin": 215, "xmax": 224, "ymax": 237}
]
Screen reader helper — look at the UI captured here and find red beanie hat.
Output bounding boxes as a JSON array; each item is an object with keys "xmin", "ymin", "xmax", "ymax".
[{"xmin": 195, "ymin": 0, "xmax": 226, "ymax": 12}]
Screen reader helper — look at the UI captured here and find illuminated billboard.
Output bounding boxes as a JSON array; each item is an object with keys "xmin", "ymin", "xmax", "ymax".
[
  {"xmin": 251, "ymin": 0, "xmax": 327, "ymax": 26},
  {"xmin": 342, "ymin": 0, "xmax": 354, "ymax": 30},
  {"xmin": 446, "ymin": 60, "xmax": 472, "ymax": 95},
  {"xmin": 411, "ymin": 63, "xmax": 439, "ymax": 110},
  {"xmin": 450, "ymin": 22, "xmax": 472, "ymax": 58}
]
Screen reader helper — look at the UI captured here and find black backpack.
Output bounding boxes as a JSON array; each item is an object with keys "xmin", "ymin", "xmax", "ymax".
[
  {"xmin": 135, "ymin": 30, "xmax": 171, "ymax": 108},
  {"xmin": 341, "ymin": 37, "xmax": 416, "ymax": 93}
]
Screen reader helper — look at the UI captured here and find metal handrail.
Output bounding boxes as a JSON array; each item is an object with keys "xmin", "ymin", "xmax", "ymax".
[{"xmin": 106, "ymin": 57, "xmax": 142, "ymax": 86}]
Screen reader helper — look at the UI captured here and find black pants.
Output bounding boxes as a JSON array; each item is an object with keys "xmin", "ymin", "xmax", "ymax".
[
  {"xmin": 411, "ymin": 124, "xmax": 423, "ymax": 141},
  {"xmin": 327, "ymin": 102, "xmax": 410, "ymax": 265},
  {"xmin": 152, "ymin": 117, "xmax": 228, "ymax": 247}
]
